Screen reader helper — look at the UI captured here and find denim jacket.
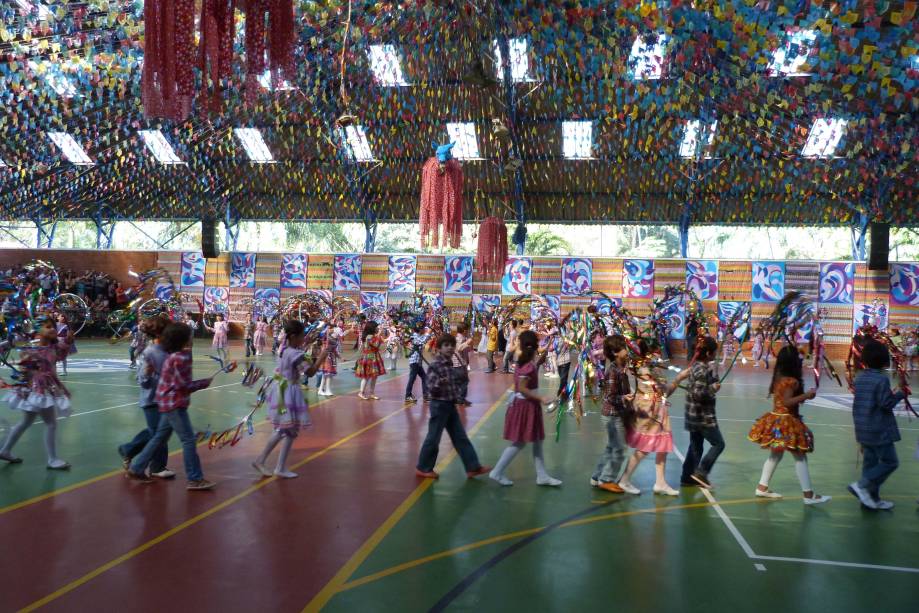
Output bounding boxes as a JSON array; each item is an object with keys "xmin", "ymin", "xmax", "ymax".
[{"xmin": 852, "ymin": 369, "xmax": 905, "ymax": 446}]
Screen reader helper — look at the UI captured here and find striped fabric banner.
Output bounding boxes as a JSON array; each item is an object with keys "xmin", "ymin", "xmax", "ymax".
[
  {"xmin": 254, "ymin": 252, "xmax": 282, "ymax": 288},
  {"xmin": 531, "ymin": 257, "xmax": 561, "ymax": 294},
  {"xmin": 854, "ymin": 264, "xmax": 889, "ymax": 304},
  {"xmin": 653, "ymin": 259, "xmax": 683, "ymax": 298},
  {"xmin": 786, "ymin": 261, "xmax": 820, "ymax": 301},
  {"xmin": 415, "ymin": 255, "xmax": 443, "ymax": 293},
  {"xmin": 717, "ymin": 261, "xmax": 752, "ymax": 301},
  {"xmin": 591, "ymin": 258, "xmax": 620, "ymax": 296},
  {"xmin": 227, "ymin": 287, "xmax": 254, "ymax": 323},
  {"xmin": 360, "ymin": 254, "xmax": 389, "ymax": 291},
  {"xmin": 307, "ymin": 255, "xmax": 333, "ymax": 290}
]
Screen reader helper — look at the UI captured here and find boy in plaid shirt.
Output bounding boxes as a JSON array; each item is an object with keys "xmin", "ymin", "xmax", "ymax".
[
  {"xmin": 415, "ymin": 334, "xmax": 491, "ymax": 479},
  {"xmin": 127, "ymin": 322, "xmax": 215, "ymax": 490},
  {"xmin": 675, "ymin": 336, "xmax": 723, "ymax": 489}
]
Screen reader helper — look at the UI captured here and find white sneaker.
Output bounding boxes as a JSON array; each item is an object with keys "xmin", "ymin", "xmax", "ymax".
[
  {"xmin": 618, "ymin": 481, "xmax": 641, "ymax": 495},
  {"xmin": 489, "ymin": 470, "xmax": 513, "ymax": 486},
  {"xmin": 537, "ymin": 476, "xmax": 562, "ymax": 487},
  {"xmin": 847, "ymin": 482, "xmax": 876, "ymax": 508},
  {"xmin": 47, "ymin": 459, "xmax": 71, "ymax": 470},
  {"xmin": 274, "ymin": 470, "xmax": 298, "ymax": 479},
  {"xmin": 653, "ymin": 485, "xmax": 679, "ymax": 496},
  {"xmin": 803, "ymin": 494, "xmax": 831, "ymax": 505},
  {"xmin": 755, "ymin": 488, "xmax": 782, "ymax": 498},
  {"xmin": 252, "ymin": 461, "xmax": 272, "ymax": 477},
  {"xmin": 876, "ymin": 500, "xmax": 894, "ymax": 510},
  {"xmin": 590, "ymin": 477, "xmax": 600, "ymax": 487},
  {"xmin": 151, "ymin": 469, "xmax": 176, "ymax": 479}
]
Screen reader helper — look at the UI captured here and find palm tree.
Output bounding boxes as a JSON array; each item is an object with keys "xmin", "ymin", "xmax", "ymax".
[{"xmin": 524, "ymin": 229, "xmax": 572, "ymax": 255}]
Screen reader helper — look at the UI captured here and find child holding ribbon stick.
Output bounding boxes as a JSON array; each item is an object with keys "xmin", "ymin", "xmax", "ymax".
[{"xmin": 203, "ymin": 313, "xmax": 229, "ymax": 363}]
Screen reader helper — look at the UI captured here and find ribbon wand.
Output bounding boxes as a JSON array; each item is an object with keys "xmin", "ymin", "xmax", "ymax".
[{"xmin": 207, "ymin": 355, "xmax": 238, "ymax": 378}]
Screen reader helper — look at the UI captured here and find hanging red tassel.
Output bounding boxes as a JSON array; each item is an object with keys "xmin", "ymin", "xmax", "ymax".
[
  {"xmin": 244, "ymin": 0, "xmax": 295, "ymax": 105},
  {"xmin": 477, "ymin": 216, "xmax": 508, "ymax": 280},
  {"xmin": 419, "ymin": 157, "xmax": 464, "ymax": 249},
  {"xmin": 142, "ymin": 0, "xmax": 195, "ymax": 121},
  {"xmin": 198, "ymin": 0, "xmax": 236, "ymax": 115}
]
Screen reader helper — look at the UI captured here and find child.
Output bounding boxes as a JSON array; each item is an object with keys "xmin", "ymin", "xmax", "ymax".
[
  {"xmin": 128, "ymin": 323, "xmax": 146, "ymax": 368},
  {"xmin": 253, "ymin": 316, "xmax": 269, "ymax": 356},
  {"xmin": 748, "ymin": 345, "xmax": 830, "ymax": 504},
  {"xmin": 244, "ymin": 319, "xmax": 256, "ymax": 358},
  {"xmin": 848, "ymin": 340, "xmax": 907, "ymax": 510},
  {"xmin": 126, "ymin": 322, "xmax": 215, "ymax": 490},
  {"xmin": 253, "ymin": 320, "xmax": 328, "ymax": 479},
  {"xmin": 452, "ymin": 324, "xmax": 472, "ymax": 406},
  {"xmin": 318, "ymin": 320, "xmax": 343, "ymax": 397},
  {"xmin": 271, "ymin": 321, "xmax": 281, "ymax": 356},
  {"xmin": 484, "ymin": 319, "xmax": 499, "ymax": 373},
  {"xmin": 404, "ymin": 323, "xmax": 430, "ymax": 403},
  {"xmin": 204, "ymin": 313, "xmax": 229, "ymax": 363},
  {"xmin": 676, "ymin": 336, "xmax": 724, "ymax": 488},
  {"xmin": 904, "ymin": 327, "xmax": 918, "ymax": 371},
  {"xmin": 384, "ymin": 327, "xmax": 401, "ymax": 371},
  {"xmin": 355, "ymin": 321, "xmax": 386, "ymax": 400},
  {"xmin": 0, "ymin": 321, "xmax": 74, "ymax": 469},
  {"xmin": 117, "ymin": 315, "xmax": 174, "ymax": 478},
  {"xmin": 751, "ymin": 323, "xmax": 770, "ymax": 369},
  {"xmin": 55, "ymin": 313, "xmax": 77, "ymax": 376},
  {"xmin": 489, "ymin": 330, "xmax": 562, "ymax": 487},
  {"xmin": 617, "ymin": 340, "xmax": 679, "ymax": 496},
  {"xmin": 590, "ymin": 335, "xmax": 632, "ymax": 494},
  {"xmin": 501, "ymin": 320, "xmax": 519, "ymax": 374},
  {"xmin": 415, "ymin": 334, "xmax": 491, "ymax": 479}
]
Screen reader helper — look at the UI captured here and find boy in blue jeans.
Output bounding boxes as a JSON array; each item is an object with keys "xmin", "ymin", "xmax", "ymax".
[
  {"xmin": 676, "ymin": 336, "xmax": 723, "ymax": 489},
  {"xmin": 848, "ymin": 340, "xmax": 908, "ymax": 510}
]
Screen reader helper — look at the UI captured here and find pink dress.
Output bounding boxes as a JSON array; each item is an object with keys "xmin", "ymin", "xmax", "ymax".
[
  {"xmin": 321, "ymin": 327, "xmax": 342, "ymax": 375},
  {"xmin": 210, "ymin": 321, "xmax": 228, "ymax": 349},
  {"xmin": 265, "ymin": 348, "xmax": 311, "ymax": 435},
  {"xmin": 626, "ymin": 365, "xmax": 674, "ymax": 452},
  {"xmin": 253, "ymin": 321, "xmax": 269, "ymax": 353},
  {"xmin": 355, "ymin": 335, "xmax": 386, "ymax": 379},
  {"xmin": 503, "ymin": 361, "xmax": 544, "ymax": 442},
  {"xmin": 5, "ymin": 341, "xmax": 72, "ymax": 415}
]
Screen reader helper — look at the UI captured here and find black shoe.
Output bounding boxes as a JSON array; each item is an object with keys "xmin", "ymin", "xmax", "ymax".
[
  {"xmin": 405, "ymin": 395, "xmax": 417, "ymax": 403},
  {"xmin": 680, "ymin": 480, "xmax": 697, "ymax": 487},
  {"xmin": 691, "ymin": 473, "xmax": 713, "ymax": 489}
]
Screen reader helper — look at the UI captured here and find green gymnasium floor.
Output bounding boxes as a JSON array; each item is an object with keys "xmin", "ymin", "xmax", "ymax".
[{"xmin": 1, "ymin": 339, "xmax": 917, "ymax": 613}]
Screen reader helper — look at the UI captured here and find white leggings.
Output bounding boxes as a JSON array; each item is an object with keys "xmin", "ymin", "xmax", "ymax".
[
  {"xmin": 491, "ymin": 440, "xmax": 550, "ymax": 480},
  {"xmin": 0, "ymin": 408, "xmax": 61, "ymax": 463},
  {"xmin": 758, "ymin": 449, "xmax": 813, "ymax": 492}
]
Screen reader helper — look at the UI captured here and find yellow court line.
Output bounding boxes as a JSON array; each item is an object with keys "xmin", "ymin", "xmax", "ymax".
[
  {"xmin": 303, "ymin": 389, "xmax": 510, "ymax": 613},
  {"xmin": 18, "ymin": 381, "xmax": 414, "ymax": 613},
  {"xmin": 338, "ymin": 497, "xmax": 771, "ymax": 592}
]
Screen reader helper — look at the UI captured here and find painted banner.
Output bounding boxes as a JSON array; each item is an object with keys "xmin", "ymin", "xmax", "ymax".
[
  {"xmin": 253, "ymin": 287, "xmax": 280, "ymax": 320},
  {"xmin": 717, "ymin": 301, "xmax": 746, "ymax": 324},
  {"xmin": 472, "ymin": 294, "xmax": 501, "ymax": 313},
  {"xmin": 388, "ymin": 255, "xmax": 416, "ymax": 293},
  {"xmin": 686, "ymin": 260, "xmax": 718, "ymax": 300},
  {"xmin": 229, "ymin": 252, "xmax": 257, "ymax": 288},
  {"xmin": 533, "ymin": 295, "xmax": 561, "ymax": 319},
  {"xmin": 751, "ymin": 261, "xmax": 785, "ymax": 303},
  {"xmin": 818, "ymin": 262, "xmax": 855, "ymax": 304},
  {"xmin": 443, "ymin": 256, "xmax": 473, "ymax": 295},
  {"xmin": 889, "ymin": 263, "xmax": 919, "ymax": 306},
  {"xmin": 502, "ymin": 257, "xmax": 532, "ymax": 295},
  {"xmin": 854, "ymin": 302, "xmax": 889, "ymax": 332},
  {"xmin": 154, "ymin": 281, "xmax": 174, "ymax": 300},
  {"xmin": 622, "ymin": 259, "xmax": 654, "ymax": 298},
  {"xmin": 560, "ymin": 258, "xmax": 592, "ymax": 296},
  {"xmin": 360, "ymin": 291, "xmax": 387, "ymax": 311},
  {"xmin": 667, "ymin": 303, "xmax": 686, "ymax": 340},
  {"xmin": 591, "ymin": 295, "xmax": 622, "ymax": 314},
  {"xmin": 280, "ymin": 253, "xmax": 307, "ymax": 289},
  {"xmin": 180, "ymin": 252, "xmax": 205, "ymax": 287},
  {"xmin": 203, "ymin": 287, "xmax": 229, "ymax": 314},
  {"xmin": 333, "ymin": 254, "xmax": 362, "ymax": 291}
]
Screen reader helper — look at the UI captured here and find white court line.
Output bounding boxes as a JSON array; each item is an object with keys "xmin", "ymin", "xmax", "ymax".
[
  {"xmin": 752, "ymin": 555, "xmax": 919, "ymax": 574},
  {"xmin": 67, "ymin": 381, "xmax": 241, "ymax": 418},
  {"xmin": 672, "ymin": 447, "xmax": 765, "ymax": 571}
]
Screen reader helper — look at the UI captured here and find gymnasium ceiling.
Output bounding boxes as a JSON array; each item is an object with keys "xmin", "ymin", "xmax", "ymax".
[{"xmin": 0, "ymin": 0, "xmax": 916, "ymax": 226}]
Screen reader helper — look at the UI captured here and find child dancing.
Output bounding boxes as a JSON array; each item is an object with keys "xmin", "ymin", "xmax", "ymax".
[
  {"xmin": 676, "ymin": 336, "xmax": 724, "ymax": 488},
  {"xmin": 318, "ymin": 320, "xmax": 343, "ymax": 396},
  {"xmin": 204, "ymin": 313, "xmax": 229, "ymax": 363},
  {"xmin": 489, "ymin": 330, "xmax": 562, "ymax": 487},
  {"xmin": 848, "ymin": 340, "xmax": 908, "ymax": 510},
  {"xmin": 748, "ymin": 345, "xmax": 830, "ymax": 504},
  {"xmin": 0, "ymin": 321, "xmax": 74, "ymax": 469},
  {"xmin": 253, "ymin": 320, "xmax": 327, "ymax": 479},
  {"xmin": 55, "ymin": 313, "xmax": 77, "ymax": 375},
  {"xmin": 590, "ymin": 335, "xmax": 631, "ymax": 494},
  {"xmin": 355, "ymin": 321, "xmax": 386, "ymax": 400},
  {"xmin": 253, "ymin": 317, "xmax": 269, "ymax": 356}
]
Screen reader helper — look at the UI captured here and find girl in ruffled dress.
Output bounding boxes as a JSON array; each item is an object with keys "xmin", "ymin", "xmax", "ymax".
[
  {"xmin": 355, "ymin": 321, "xmax": 386, "ymax": 400},
  {"xmin": 203, "ymin": 313, "xmax": 229, "ymax": 363},
  {"xmin": 318, "ymin": 320, "xmax": 344, "ymax": 397},
  {"xmin": 55, "ymin": 313, "xmax": 77, "ymax": 376},
  {"xmin": 748, "ymin": 345, "xmax": 830, "ymax": 504},
  {"xmin": 617, "ymin": 341, "xmax": 679, "ymax": 496},
  {"xmin": 253, "ymin": 316, "xmax": 269, "ymax": 356},
  {"xmin": 252, "ymin": 319, "xmax": 327, "ymax": 479},
  {"xmin": 0, "ymin": 321, "xmax": 74, "ymax": 469}
]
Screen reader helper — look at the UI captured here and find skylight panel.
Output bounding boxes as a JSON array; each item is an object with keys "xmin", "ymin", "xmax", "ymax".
[
  {"xmin": 342, "ymin": 125, "xmax": 374, "ymax": 162},
  {"xmin": 258, "ymin": 70, "xmax": 294, "ymax": 91},
  {"xmin": 492, "ymin": 37, "xmax": 532, "ymax": 82},
  {"xmin": 628, "ymin": 33, "xmax": 669, "ymax": 80},
  {"xmin": 562, "ymin": 121, "xmax": 593, "ymax": 159},
  {"xmin": 48, "ymin": 132, "xmax": 93, "ymax": 165},
  {"xmin": 28, "ymin": 60, "xmax": 77, "ymax": 98},
  {"xmin": 768, "ymin": 29, "xmax": 817, "ymax": 76},
  {"xmin": 139, "ymin": 130, "xmax": 184, "ymax": 165},
  {"xmin": 234, "ymin": 128, "xmax": 275, "ymax": 163},
  {"xmin": 679, "ymin": 120, "xmax": 717, "ymax": 159},
  {"xmin": 445, "ymin": 122, "xmax": 481, "ymax": 160},
  {"xmin": 801, "ymin": 118, "xmax": 846, "ymax": 157},
  {"xmin": 368, "ymin": 44, "xmax": 409, "ymax": 86}
]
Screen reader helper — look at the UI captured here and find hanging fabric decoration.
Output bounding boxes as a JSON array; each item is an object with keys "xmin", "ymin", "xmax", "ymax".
[
  {"xmin": 476, "ymin": 216, "xmax": 508, "ymax": 280},
  {"xmin": 142, "ymin": 0, "xmax": 196, "ymax": 120},
  {"xmin": 198, "ymin": 0, "xmax": 236, "ymax": 114},
  {"xmin": 419, "ymin": 143, "xmax": 464, "ymax": 249},
  {"xmin": 244, "ymin": 0, "xmax": 296, "ymax": 106}
]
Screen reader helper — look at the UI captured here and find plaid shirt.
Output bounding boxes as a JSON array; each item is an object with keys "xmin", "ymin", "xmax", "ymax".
[
  {"xmin": 156, "ymin": 350, "xmax": 210, "ymax": 413},
  {"xmin": 408, "ymin": 333, "xmax": 429, "ymax": 365},
  {"xmin": 426, "ymin": 354, "xmax": 461, "ymax": 402},
  {"xmin": 684, "ymin": 361, "xmax": 719, "ymax": 430},
  {"xmin": 602, "ymin": 363, "xmax": 631, "ymax": 417}
]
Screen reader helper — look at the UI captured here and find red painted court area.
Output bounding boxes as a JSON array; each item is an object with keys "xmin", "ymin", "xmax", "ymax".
[{"xmin": 0, "ymin": 372, "xmax": 511, "ymax": 612}]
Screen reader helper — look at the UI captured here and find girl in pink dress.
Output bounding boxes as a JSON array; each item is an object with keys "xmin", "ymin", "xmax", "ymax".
[
  {"xmin": 253, "ymin": 317, "xmax": 269, "ymax": 356},
  {"xmin": 617, "ymin": 341, "xmax": 679, "ymax": 496},
  {"xmin": 318, "ymin": 320, "xmax": 343, "ymax": 396},
  {"xmin": 355, "ymin": 321, "xmax": 386, "ymax": 400},
  {"xmin": 252, "ymin": 319, "xmax": 327, "ymax": 479},
  {"xmin": 204, "ymin": 313, "xmax": 229, "ymax": 362},
  {"xmin": 0, "ymin": 322, "xmax": 74, "ymax": 469},
  {"xmin": 55, "ymin": 313, "xmax": 77, "ymax": 376},
  {"xmin": 488, "ymin": 330, "xmax": 562, "ymax": 487}
]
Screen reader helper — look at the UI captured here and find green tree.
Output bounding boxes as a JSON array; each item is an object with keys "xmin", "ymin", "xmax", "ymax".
[
  {"xmin": 524, "ymin": 229, "xmax": 572, "ymax": 255},
  {"xmin": 284, "ymin": 222, "xmax": 358, "ymax": 253}
]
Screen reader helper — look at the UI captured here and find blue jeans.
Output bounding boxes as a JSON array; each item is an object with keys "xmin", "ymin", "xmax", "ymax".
[
  {"xmin": 858, "ymin": 442, "xmax": 899, "ymax": 500},
  {"xmin": 405, "ymin": 363, "xmax": 428, "ymax": 399},
  {"xmin": 592, "ymin": 415, "xmax": 626, "ymax": 483},
  {"xmin": 118, "ymin": 405, "xmax": 168, "ymax": 472},
  {"xmin": 130, "ymin": 408, "xmax": 203, "ymax": 481},
  {"xmin": 416, "ymin": 400, "xmax": 481, "ymax": 472},
  {"xmin": 681, "ymin": 426, "xmax": 726, "ymax": 481}
]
